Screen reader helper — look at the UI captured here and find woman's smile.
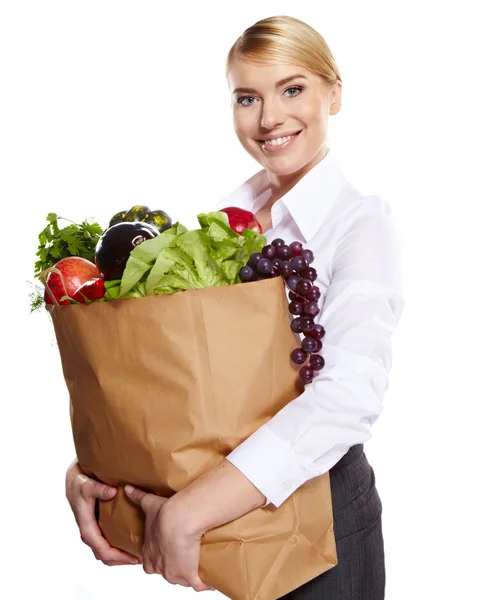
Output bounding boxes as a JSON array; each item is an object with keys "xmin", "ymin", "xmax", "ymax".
[{"xmin": 257, "ymin": 130, "xmax": 303, "ymax": 152}]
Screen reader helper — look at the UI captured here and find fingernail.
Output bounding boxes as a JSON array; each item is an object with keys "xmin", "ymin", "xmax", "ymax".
[{"xmin": 125, "ymin": 485, "xmax": 134, "ymax": 495}]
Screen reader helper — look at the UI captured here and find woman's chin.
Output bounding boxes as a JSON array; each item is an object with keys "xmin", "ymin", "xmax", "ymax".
[
  {"xmin": 247, "ymin": 144, "xmax": 309, "ymax": 176},
  {"xmin": 261, "ymin": 156, "xmax": 308, "ymax": 177}
]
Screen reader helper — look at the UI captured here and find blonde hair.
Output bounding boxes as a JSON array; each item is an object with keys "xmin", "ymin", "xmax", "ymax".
[{"xmin": 226, "ymin": 15, "xmax": 342, "ymax": 85}]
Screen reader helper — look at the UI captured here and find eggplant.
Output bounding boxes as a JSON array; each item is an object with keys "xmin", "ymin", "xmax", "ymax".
[{"xmin": 95, "ymin": 221, "xmax": 159, "ymax": 281}]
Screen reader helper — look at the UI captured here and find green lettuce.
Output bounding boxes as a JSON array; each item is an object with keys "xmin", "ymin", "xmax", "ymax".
[{"xmin": 106, "ymin": 211, "xmax": 266, "ymax": 300}]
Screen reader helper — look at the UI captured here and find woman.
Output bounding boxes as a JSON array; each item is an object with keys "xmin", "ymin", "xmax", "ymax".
[{"xmin": 66, "ymin": 15, "xmax": 404, "ymax": 599}]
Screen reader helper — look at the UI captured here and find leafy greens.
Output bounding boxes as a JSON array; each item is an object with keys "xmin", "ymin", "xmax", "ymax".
[
  {"xmin": 34, "ymin": 213, "xmax": 103, "ymax": 277},
  {"xmin": 105, "ymin": 211, "xmax": 266, "ymax": 300}
]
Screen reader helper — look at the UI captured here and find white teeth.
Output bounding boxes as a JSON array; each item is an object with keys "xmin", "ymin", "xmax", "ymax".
[{"xmin": 264, "ymin": 134, "xmax": 296, "ymax": 146}]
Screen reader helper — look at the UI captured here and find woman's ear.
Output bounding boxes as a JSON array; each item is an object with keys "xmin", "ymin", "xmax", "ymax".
[{"xmin": 330, "ymin": 80, "xmax": 342, "ymax": 115}]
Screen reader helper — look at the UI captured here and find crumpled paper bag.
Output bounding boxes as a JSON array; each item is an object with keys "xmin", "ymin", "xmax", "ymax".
[{"xmin": 49, "ymin": 276, "xmax": 337, "ymax": 600}]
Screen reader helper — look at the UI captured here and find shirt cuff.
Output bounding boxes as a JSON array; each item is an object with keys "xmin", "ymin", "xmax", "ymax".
[{"xmin": 225, "ymin": 426, "xmax": 310, "ymax": 508}]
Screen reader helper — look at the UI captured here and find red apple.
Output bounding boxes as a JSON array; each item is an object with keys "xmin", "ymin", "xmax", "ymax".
[
  {"xmin": 43, "ymin": 257, "xmax": 100, "ymax": 305},
  {"xmin": 220, "ymin": 207, "xmax": 263, "ymax": 234}
]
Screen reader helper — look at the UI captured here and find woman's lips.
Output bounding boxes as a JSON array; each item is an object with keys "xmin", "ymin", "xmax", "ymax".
[{"xmin": 258, "ymin": 130, "xmax": 302, "ymax": 153}]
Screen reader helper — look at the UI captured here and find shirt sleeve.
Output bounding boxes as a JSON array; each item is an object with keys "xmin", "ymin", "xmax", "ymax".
[{"xmin": 225, "ymin": 199, "xmax": 406, "ymax": 508}]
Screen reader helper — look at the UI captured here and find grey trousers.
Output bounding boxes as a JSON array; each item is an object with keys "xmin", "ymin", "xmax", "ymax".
[{"xmin": 278, "ymin": 445, "xmax": 385, "ymax": 600}]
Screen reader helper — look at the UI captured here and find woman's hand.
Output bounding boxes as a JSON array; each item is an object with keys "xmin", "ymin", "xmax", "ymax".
[
  {"xmin": 124, "ymin": 485, "xmax": 215, "ymax": 592},
  {"xmin": 65, "ymin": 458, "xmax": 141, "ymax": 566}
]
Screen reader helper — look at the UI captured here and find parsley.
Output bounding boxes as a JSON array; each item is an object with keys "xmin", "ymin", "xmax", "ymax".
[
  {"xmin": 30, "ymin": 213, "xmax": 104, "ymax": 313},
  {"xmin": 34, "ymin": 213, "xmax": 104, "ymax": 278}
]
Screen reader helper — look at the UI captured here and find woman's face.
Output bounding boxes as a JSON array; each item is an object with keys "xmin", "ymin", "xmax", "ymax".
[{"xmin": 227, "ymin": 59, "xmax": 342, "ymax": 178}]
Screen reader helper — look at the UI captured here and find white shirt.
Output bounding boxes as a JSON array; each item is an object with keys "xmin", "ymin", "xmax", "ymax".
[{"xmin": 215, "ymin": 149, "xmax": 405, "ymax": 508}]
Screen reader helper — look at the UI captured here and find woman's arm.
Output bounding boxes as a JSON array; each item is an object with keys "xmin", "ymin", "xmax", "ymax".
[
  {"xmin": 164, "ymin": 197, "xmax": 405, "ymax": 533},
  {"xmin": 162, "ymin": 459, "xmax": 267, "ymax": 536}
]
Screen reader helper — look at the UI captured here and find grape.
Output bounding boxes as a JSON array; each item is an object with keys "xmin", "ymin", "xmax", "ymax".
[
  {"xmin": 290, "ymin": 317, "xmax": 303, "ymax": 333},
  {"xmin": 290, "ymin": 241, "xmax": 303, "ymax": 256},
  {"xmin": 301, "ymin": 267, "xmax": 317, "ymax": 282},
  {"xmin": 310, "ymin": 324, "xmax": 326, "ymax": 340},
  {"xmin": 257, "ymin": 258, "xmax": 273, "ymax": 275},
  {"xmin": 289, "ymin": 300, "xmax": 305, "ymax": 315},
  {"xmin": 300, "ymin": 316, "xmax": 315, "ymax": 333},
  {"xmin": 292, "ymin": 255, "xmax": 307, "ymax": 273},
  {"xmin": 303, "ymin": 300, "xmax": 320, "ymax": 317},
  {"xmin": 280, "ymin": 260, "xmax": 294, "ymax": 278},
  {"xmin": 302, "ymin": 249, "xmax": 314, "ymax": 265},
  {"xmin": 301, "ymin": 336, "xmax": 317, "ymax": 353},
  {"xmin": 290, "ymin": 348, "xmax": 307, "ymax": 365},
  {"xmin": 239, "ymin": 265, "xmax": 254, "ymax": 282},
  {"xmin": 252, "ymin": 271, "xmax": 264, "ymax": 281},
  {"xmin": 278, "ymin": 243, "xmax": 322, "ymax": 383},
  {"xmin": 262, "ymin": 244, "xmax": 277, "ymax": 259},
  {"xmin": 299, "ymin": 366, "xmax": 314, "ymax": 384},
  {"xmin": 306, "ymin": 286, "xmax": 321, "ymax": 302},
  {"xmin": 286, "ymin": 275, "xmax": 302, "ymax": 291},
  {"xmin": 277, "ymin": 245, "xmax": 293, "ymax": 260},
  {"xmin": 296, "ymin": 278, "xmax": 312, "ymax": 296},
  {"xmin": 309, "ymin": 354, "xmax": 325, "ymax": 371},
  {"xmin": 248, "ymin": 252, "xmax": 263, "ymax": 269}
]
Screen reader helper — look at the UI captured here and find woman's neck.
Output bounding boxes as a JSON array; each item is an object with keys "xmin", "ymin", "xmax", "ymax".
[{"xmin": 266, "ymin": 144, "xmax": 330, "ymax": 208}]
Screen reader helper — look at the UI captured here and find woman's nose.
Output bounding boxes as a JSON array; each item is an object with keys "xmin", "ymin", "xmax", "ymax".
[{"xmin": 260, "ymin": 99, "xmax": 285, "ymax": 130}]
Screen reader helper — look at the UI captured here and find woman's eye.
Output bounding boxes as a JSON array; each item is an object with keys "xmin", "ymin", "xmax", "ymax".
[
  {"xmin": 285, "ymin": 86, "xmax": 303, "ymax": 98},
  {"xmin": 238, "ymin": 96, "xmax": 257, "ymax": 106},
  {"xmin": 236, "ymin": 87, "xmax": 302, "ymax": 106}
]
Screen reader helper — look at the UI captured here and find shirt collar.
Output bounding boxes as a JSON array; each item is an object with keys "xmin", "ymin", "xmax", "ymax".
[{"xmin": 218, "ymin": 149, "xmax": 348, "ymax": 242}]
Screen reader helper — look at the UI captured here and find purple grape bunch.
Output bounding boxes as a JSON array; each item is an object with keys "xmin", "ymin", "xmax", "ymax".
[{"xmin": 239, "ymin": 238, "xmax": 325, "ymax": 385}]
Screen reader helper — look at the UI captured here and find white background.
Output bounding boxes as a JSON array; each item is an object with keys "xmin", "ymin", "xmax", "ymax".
[{"xmin": 1, "ymin": 1, "xmax": 481, "ymax": 598}]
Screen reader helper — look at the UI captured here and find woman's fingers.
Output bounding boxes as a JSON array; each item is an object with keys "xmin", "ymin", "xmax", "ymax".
[
  {"xmin": 78, "ymin": 515, "xmax": 140, "ymax": 564},
  {"xmin": 78, "ymin": 475, "xmax": 117, "ymax": 501},
  {"xmin": 68, "ymin": 467, "xmax": 140, "ymax": 565}
]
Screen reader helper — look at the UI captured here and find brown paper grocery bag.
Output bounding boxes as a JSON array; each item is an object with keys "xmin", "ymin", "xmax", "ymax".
[{"xmin": 49, "ymin": 276, "xmax": 337, "ymax": 600}]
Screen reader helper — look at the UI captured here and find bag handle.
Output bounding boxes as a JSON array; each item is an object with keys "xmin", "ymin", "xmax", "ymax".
[{"xmin": 39, "ymin": 267, "xmax": 69, "ymax": 306}]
